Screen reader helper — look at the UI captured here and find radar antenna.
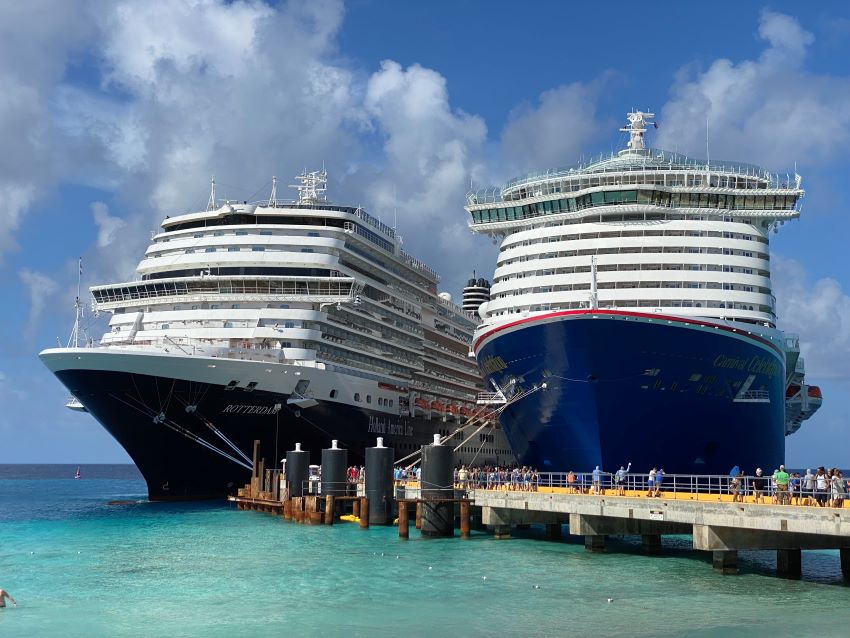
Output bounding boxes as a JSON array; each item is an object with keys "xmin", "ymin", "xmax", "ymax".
[
  {"xmin": 289, "ymin": 169, "xmax": 327, "ymax": 204},
  {"xmin": 620, "ymin": 110, "xmax": 655, "ymax": 154}
]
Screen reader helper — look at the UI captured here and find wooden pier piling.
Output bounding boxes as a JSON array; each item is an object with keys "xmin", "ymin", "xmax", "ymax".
[
  {"xmin": 359, "ymin": 497, "xmax": 370, "ymax": 529},
  {"xmin": 398, "ymin": 501, "xmax": 410, "ymax": 539},
  {"xmin": 460, "ymin": 499, "xmax": 471, "ymax": 539},
  {"xmin": 324, "ymin": 495, "xmax": 335, "ymax": 525}
]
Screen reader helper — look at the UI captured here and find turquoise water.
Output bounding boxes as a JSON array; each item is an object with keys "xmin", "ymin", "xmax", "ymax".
[{"xmin": 1, "ymin": 466, "xmax": 849, "ymax": 637}]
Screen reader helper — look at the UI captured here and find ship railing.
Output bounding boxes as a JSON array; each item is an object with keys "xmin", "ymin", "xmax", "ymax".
[{"xmin": 467, "ymin": 471, "xmax": 832, "ymax": 507}]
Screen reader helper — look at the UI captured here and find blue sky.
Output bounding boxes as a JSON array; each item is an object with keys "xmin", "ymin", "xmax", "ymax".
[{"xmin": 1, "ymin": 0, "xmax": 848, "ymax": 466}]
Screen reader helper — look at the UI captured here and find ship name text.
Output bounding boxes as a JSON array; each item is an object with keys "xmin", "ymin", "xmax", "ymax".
[
  {"xmin": 222, "ymin": 404, "xmax": 281, "ymax": 415},
  {"xmin": 713, "ymin": 354, "xmax": 781, "ymax": 378}
]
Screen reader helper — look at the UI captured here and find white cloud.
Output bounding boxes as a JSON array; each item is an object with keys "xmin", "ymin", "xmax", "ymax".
[
  {"xmin": 0, "ymin": 3, "xmax": 93, "ymax": 260},
  {"xmin": 91, "ymin": 202, "xmax": 125, "ymax": 248},
  {"xmin": 19, "ymin": 269, "xmax": 60, "ymax": 340},
  {"xmin": 657, "ymin": 9, "xmax": 850, "ymax": 169},
  {"xmin": 500, "ymin": 80, "xmax": 609, "ymax": 175},
  {"xmin": 772, "ymin": 254, "xmax": 850, "ymax": 380},
  {"xmin": 361, "ymin": 60, "xmax": 492, "ymax": 293}
]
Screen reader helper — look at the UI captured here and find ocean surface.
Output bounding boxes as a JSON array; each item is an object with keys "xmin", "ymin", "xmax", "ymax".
[{"xmin": 1, "ymin": 464, "xmax": 848, "ymax": 637}]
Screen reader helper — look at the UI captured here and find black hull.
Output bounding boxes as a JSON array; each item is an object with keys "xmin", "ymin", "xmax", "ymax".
[{"xmin": 56, "ymin": 368, "xmax": 512, "ymax": 500}]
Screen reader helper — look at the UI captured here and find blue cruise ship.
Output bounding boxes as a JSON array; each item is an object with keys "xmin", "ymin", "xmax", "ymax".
[{"xmin": 465, "ymin": 111, "xmax": 821, "ymax": 474}]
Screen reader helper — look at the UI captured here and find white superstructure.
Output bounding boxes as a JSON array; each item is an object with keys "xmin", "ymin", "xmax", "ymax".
[
  {"xmin": 467, "ymin": 111, "xmax": 802, "ymax": 330},
  {"xmin": 86, "ymin": 171, "xmax": 496, "ymax": 432}
]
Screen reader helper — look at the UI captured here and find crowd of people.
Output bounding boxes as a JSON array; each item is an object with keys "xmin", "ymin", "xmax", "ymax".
[
  {"xmin": 729, "ymin": 465, "xmax": 846, "ymax": 507},
  {"xmin": 347, "ymin": 462, "xmax": 847, "ymax": 508},
  {"xmin": 454, "ymin": 466, "xmax": 540, "ymax": 491}
]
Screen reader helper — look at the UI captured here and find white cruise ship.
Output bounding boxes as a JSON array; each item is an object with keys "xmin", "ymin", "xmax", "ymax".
[
  {"xmin": 40, "ymin": 171, "xmax": 513, "ymax": 499},
  {"xmin": 466, "ymin": 111, "xmax": 821, "ymax": 474}
]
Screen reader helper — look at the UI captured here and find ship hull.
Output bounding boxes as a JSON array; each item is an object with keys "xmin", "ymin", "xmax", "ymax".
[
  {"xmin": 41, "ymin": 349, "xmax": 512, "ymax": 500},
  {"xmin": 474, "ymin": 310, "xmax": 786, "ymax": 475}
]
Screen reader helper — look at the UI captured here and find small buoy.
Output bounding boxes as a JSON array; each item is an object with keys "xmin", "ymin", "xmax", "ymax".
[
  {"xmin": 607, "ymin": 598, "xmax": 613, "ymax": 603},
  {"xmin": 380, "ymin": 552, "xmax": 384, "ymax": 557},
  {"xmin": 482, "ymin": 576, "xmax": 487, "ymax": 581},
  {"xmin": 30, "ymin": 551, "xmax": 34, "ymax": 555},
  {"xmin": 78, "ymin": 551, "xmax": 81, "ymax": 554},
  {"xmin": 428, "ymin": 566, "xmax": 433, "ymax": 570},
  {"xmin": 533, "ymin": 585, "xmax": 540, "ymax": 589},
  {"xmin": 395, "ymin": 555, "xmax": 399, "ymax": 559}
]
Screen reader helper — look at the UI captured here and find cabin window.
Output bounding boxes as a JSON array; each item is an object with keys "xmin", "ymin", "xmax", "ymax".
[{"xmin": 330, "ymin": 389, "xmax": 337, "ymax": 398}]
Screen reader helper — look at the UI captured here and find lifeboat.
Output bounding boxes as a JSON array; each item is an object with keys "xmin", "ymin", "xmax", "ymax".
[
  {"xmin": 413, "ymin": 397, "xmax": 429, "ymax": 415},
  {"xmin": 807, "ymin": 386, "xmax": 822, "ymax": 399},
  {"xmin": 430, "ymin": 400, "xmax": 446, "ymax": 413},
  {"xmin": 786, "ymin": 384, "xmax": 801, "ymax": 399},
  {"xmin": 460, "ymin": 406, "xmax": 472, "ymax": 418},
  {"xmin": 446, "ymin": 404, "xmax": 460, "ymax": 421}
]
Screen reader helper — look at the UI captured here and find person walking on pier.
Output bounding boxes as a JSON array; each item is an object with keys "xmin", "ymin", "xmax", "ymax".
[
  {"xmin": 615, "ymin": 463, "xmax": 631, "ymax": 496},
  {"xmin": 646, "ymin": 468, "xmax": 657, "ymax": 497},
  {"xmin": 654, "ymin": 468, "xmax": 665, "ymax": 497},
  {"xmin": 802, "ymin": 468, "xmax": 815, "ymax": 505},
  {"xmin": 592, "ymin": 466, "xmax": 602, "ymax": 494},
  {"xmin": 830, "ymin": 469, "xmax": 846, "ymax": 508},
  {"xmin": 0, "ymin": 588, "xmax": 16, "ymax": 608},
  {"xmin": 730, "ymin": 469, "xmax": 743, "ymax": 503},
  {"xmin": 773, "ymin": 465, "xmax": 790, "ymax": 505},
  {"xmin": 815, "ymin": 467, "xmax": 828, "ymax": 506},
  {"xmin": 752, "ymin": 468, "xmax": 766, "ymax": 504}
]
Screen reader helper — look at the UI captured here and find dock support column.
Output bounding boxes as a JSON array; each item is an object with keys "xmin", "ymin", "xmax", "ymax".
[
  {"xmin": 415, "ymin": 502, "xmax": 422, "ymax": 530},
  {"xmin": 841, "ymin": 548, "xmax": 850, "ymax": 579},
  {"xmin": 493, "ymin": 524, "xmax": 511, "ymax": 540},
  {"xmin": 283, "ymin": 499, "xmax": 292, "ymax": 520},
  {"xmin": 712, "ymin": 550, "xmax": 738, "ymax": 574},
  {"xmin": 399, "ymin": 502, "xmax": 409, "ymax": 539},
  {"xmin": 352, "ymin": 498, "xmax": 360, "ymax": 518},
  {"xmin": 460, "ymin": 500, "xmax": 471, "ymax": 539},
  {"xmin": 324, "ymin": 496, "xmax": 335, "ymax": 526},
  {"xmin": 642, "ymin": 534, "xmax": 662, "ymax": 555},
  {"xmin": 777, "ymin": 549, "xmax": 802, "ymax": 579},
  {"xmin": 546, "ymin": 524, "xmax": 561, "ymax": 540},
  {"xmin": 359, "ymin": 497, "xmax": 370, "ymax": 529},
  {"xmin": 585, "ymin": 535, "xmax": 606, "ymax": 553}
]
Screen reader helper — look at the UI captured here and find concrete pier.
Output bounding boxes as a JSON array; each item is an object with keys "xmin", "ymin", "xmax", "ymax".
[{"xmin": 474, "ymin": 490, "xmax": 850, "ymax": 577}]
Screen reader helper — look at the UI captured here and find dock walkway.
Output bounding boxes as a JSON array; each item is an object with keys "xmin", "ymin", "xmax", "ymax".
[{"xmin": 472, "ymin": 488, "xmax": 850, "ymax": 576}]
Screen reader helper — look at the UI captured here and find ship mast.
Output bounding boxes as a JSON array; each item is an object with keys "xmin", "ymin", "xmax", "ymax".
[
  {"xmin": 289, "ymin": 168, "xmax": 328, "ymax": 204},
  {"xmin": 619, "ymin": 110, "xmax": 655, "ymax": 154},
  {"xmin": 67, "ymin": 258, "xmax": 83, "ymax": 348}
]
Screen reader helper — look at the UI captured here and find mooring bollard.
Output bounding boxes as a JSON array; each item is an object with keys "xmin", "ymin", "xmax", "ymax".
[
  {"xmin": 321, "ymin": 440, "xmax": 348, "ymax": 499},
  {"xmin": 359, "ymin": 497, "xmax": 370, "ymax": 529},
  {"xmin": 286, "ymin": 443, "xmax": 309, "ymax": 499},
  {"xmin": 399, "ymin": 501, "xmax": 410, "ymax": 539},
  {"xmin": 366, "ymin": 438, "xmax": 394, "ymax": 525},
  {"xmin": 324, "ymin": 495, "xmax": 335, "ymax": 525},
  {"xmin": 421, "ymin": 434, "xmax": 454, "ymax": 537},
  {"xmin": 460, "ymin": 499, "xmax": 471, "ymax": 539}
]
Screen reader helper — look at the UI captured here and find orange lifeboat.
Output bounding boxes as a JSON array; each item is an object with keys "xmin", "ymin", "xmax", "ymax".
[
  {"xmin": 785, "ymin": 384, "xmax": 801, "ymax": 399},
  {"xmin": 807, "ymin": 386, "xmax": 822, "ymax": 399},
  {"xmin": 430, "ymin": 400, "xmax": 446, "ymax": 413},
  {"xmin": 460, "ymin": 406, "xmax": 472, "ymax": 418},
  {"xmin": 414, "ymin": 397, "xmax": 429, "ymax": 410}
]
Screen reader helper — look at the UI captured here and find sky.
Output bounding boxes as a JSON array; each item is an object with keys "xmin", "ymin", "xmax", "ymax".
[{"xmin": 1, "ymin": 0, "xmax": 849, "ymax": 467}]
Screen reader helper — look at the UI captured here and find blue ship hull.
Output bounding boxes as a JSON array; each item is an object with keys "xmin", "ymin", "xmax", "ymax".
[{"xmin": 475, "ymin": 310, "xmax": 786, "ymax": 475}]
